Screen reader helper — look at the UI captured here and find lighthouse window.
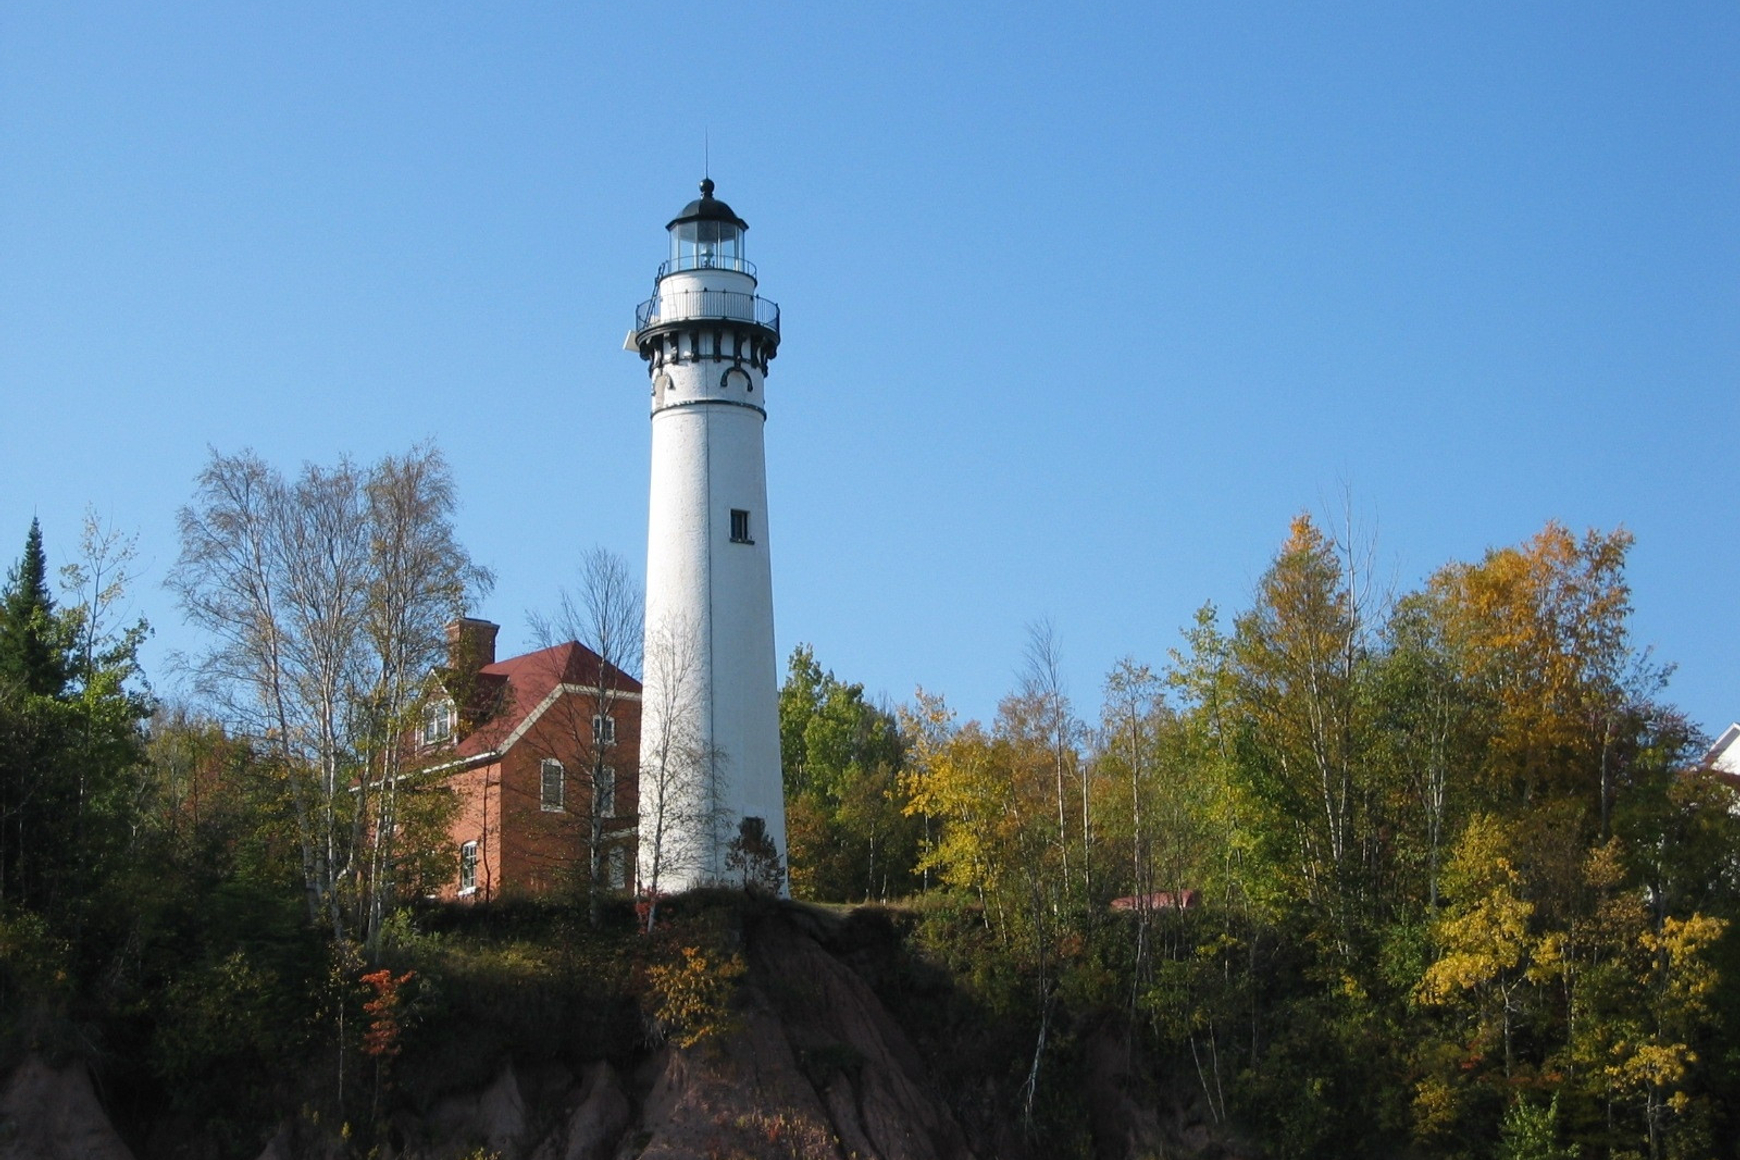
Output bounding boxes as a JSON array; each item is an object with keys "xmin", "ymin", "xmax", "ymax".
[{"xmin": 730, "ymin": 509, "xmax": 753, "ymax": 544}]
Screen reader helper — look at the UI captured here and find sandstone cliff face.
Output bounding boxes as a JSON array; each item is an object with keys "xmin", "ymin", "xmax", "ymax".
[
  {"xmin": 0, "ymin": 1055, "xmax": 136, "ymax": 1160},
  {"xmin": 0, "ymin": 903, "xmax": 1253, "ymax": 1160},
  {"xmin": 628, "ymin": 909, "xmax": 976, "ymax": 1160}
]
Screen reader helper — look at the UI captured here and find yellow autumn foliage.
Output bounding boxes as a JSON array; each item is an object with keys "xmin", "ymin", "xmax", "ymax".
[
  {"xmin": 644, "ymin": 943, "xmax": 746, "ymax": 1050},
  {"xmin": 1417, "ymin": 886, "xmax": 1533, "ymax": 1005},
  {"xmin": 1426, "ymin": 521, "xmax": 1634, "ymax": 799}
]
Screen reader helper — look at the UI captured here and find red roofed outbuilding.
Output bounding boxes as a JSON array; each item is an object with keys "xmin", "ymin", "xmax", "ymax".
[
  {"xmin": 1110, "ymin": 890, "xmax": 1199, "ymax": 913},
  {"xmin": 423, "ymin": 618, "xmax": 640, "ymax": 901}
]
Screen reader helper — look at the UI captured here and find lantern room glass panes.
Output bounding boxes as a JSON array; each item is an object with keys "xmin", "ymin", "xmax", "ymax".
[{"xmin": 670, "ymin": 219, "xmax": 744, "ymax": 272}]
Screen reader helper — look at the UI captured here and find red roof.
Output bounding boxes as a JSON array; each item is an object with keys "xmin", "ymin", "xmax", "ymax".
[
  {"xmin": 1110, "ymin": 890, "xmax": 1199, "ymax": 912},
  {"xmin": 452, "ymin": 641, "xmax": 641, "ymax": 759}
]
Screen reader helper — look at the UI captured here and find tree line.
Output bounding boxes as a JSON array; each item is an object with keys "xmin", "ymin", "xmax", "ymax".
[
  {"xmin": 782, "ymin": 515, "xmax": 1739, "ymax": 1160},
  {"xmin": 2, "ymin": 440, "xmax": 1735, "ymax": 1159},
  {"xmin": 0, "ymin": 446, "xmax": 498, "ymax": 1150}
]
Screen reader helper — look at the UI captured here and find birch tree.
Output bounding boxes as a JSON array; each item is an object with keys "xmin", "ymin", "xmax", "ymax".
[
  {"xmin": 1019, "ymin": 619, "xmax": 1086, "ymax": 902},
  {"xmin": 1099, "ymin": 658, "xmax": 1163, "ymax": 992},
  {"xmin": 636, "ymin": 614, "xmax": 722, "ymax": 929},
  {"xmin": 1232, "ymin": 513, "xmax": 1380, "ymax": 954},
  {"xmin": 1377, "ymin": 595, "xmax": 1480, "ymax": 912},
  {"xmin": 529, "ymin": 546, "xmax": 644, "ymax": 926},
  {"xmin": 170, "ymin": 445, "xmax": 487, "ymax": 947},
  {"xmin": 357, "ymin": 449, "xmax": 486, "ymax": 951}
]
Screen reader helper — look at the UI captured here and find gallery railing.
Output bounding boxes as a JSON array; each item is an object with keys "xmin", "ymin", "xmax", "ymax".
[
  {"xmin": 657, "ymin": 253, "xmax": 758, "ymax": 278},
  {"xmin": 634, "ymin": 290, "xmax": 780, "ymax": 335}
]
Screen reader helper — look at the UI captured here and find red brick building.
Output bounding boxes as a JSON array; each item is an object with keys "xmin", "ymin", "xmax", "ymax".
[{"xmin": 424, "ymin": 618, "xmax": 640, "ymax": 902}]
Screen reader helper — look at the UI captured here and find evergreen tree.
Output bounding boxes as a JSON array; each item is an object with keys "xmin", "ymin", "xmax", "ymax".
[
  {"xmin": 0, "ymin": 519, "xmax": 66, "ymax": 697},
  {"xmin": 0, "ymin": 516, "xmax": 149, "ymax": 924},
  {"xmin": 0, "ymin": 519, "xmax": 74, "ymax": 911}
]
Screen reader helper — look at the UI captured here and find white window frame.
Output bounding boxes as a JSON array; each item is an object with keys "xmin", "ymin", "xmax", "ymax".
[
  {"xmin": 607, "ymin": 845, "xmax": 628, "ymax": 890},
  {"xmin": 593, "ymin": 714, "xmax": 616, "ymax": 746},
  {"xmin": 459, "ymin": 841, "xmax": 478, "ymax": 894},
  {"xmin": 423, "ymin": 698, "xmax": 455, "ymax": 746},
  {"xmin": 541, "ymin": 758, "xmax": 566, "ymax": 812}
]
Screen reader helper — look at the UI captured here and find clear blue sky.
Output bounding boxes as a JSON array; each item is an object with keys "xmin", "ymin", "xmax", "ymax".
[{"xmin": 3, "ymin": 4, "xmax": 1736, "ymax": 738}]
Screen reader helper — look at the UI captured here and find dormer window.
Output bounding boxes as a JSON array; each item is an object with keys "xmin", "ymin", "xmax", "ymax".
[{"xmin": 423, "ymin": 699, "xmax": 456, "ymax": 745}]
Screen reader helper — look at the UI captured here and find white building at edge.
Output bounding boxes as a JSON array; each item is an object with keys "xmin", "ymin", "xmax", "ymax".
[
  {"xmin": 1700, "ymin": 723, "xmax": 1740, "ymax": 817},
  {"xmin": 630, "ymin": 179, "xmax": 787, "ymax": 894},
  {"xmin": 1702, "ymin": 723, "xmax": 1740, "ymax": 778}
]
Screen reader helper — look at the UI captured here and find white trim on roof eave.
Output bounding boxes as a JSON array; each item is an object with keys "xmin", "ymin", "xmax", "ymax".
[
  {"xmin": 419, "ymin": 749, "xmax": 502, "ymax": 777},
  {"xmin": 496, "ymin": 683, "xmax": 642, "ymax": 755},
  {"xmin": 1704, "ymin": 722, "xmax": 1740, "ymax": 775}
]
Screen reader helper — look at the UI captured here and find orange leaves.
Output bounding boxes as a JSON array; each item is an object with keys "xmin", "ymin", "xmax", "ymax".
[
  {"xmin": 1245, "ymin": 513, "xmax": 1355, "ymax": 695},
  {"xmin": 1427, "ymin": 522, "xmax": 1635, "ymax": 798},
  {"xmin": 359, "ymin": 968, "xmax": 414, "ymax": 1060}
]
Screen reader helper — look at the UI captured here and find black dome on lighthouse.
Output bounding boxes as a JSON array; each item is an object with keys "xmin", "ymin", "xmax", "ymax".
[{"xmin": 667, "ymin": 178, "xmax": 748, "ymax": 231}]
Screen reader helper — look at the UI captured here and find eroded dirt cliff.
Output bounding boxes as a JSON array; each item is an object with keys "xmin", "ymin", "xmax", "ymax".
[{"xmin": 1, "ymin": 901, "xmax": 1254, "ymax": 1160}]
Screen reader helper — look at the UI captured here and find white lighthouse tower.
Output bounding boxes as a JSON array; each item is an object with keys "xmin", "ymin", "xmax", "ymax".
[{"xmin": 631, "ymin": 179, "xmax": 786, "ymax": 894}]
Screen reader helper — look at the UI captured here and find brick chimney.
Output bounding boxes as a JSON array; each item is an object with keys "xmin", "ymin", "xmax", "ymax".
[{"xmin": 445, "ymin": 617, "xmax": 500, "ymax": 675}]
